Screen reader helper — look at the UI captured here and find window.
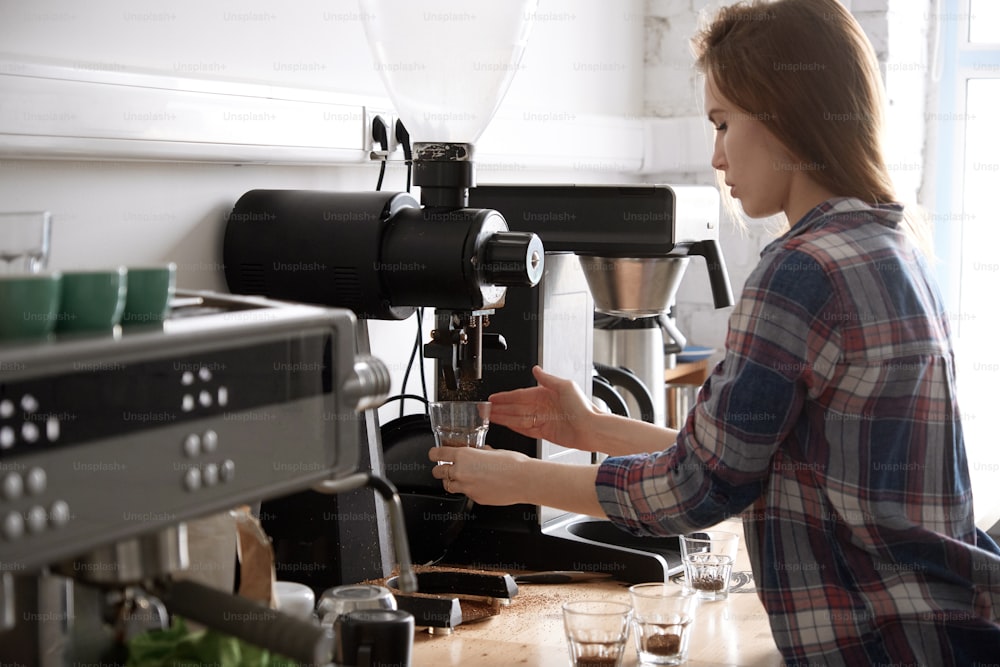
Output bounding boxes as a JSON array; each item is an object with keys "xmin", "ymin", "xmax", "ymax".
[{"xmin": 931, "ymin": 0, "xmax": 1000, "ymax": 530}]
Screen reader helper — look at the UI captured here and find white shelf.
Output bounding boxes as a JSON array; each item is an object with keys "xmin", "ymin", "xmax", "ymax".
[{"xmin": 0, "ymin": 56, "xmax": 709, "ymax": 172}]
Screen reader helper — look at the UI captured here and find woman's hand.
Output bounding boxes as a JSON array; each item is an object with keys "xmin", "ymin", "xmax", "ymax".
[
  {"xmin": 487, "ymin": 366, "xmax": 601, "ymax": 452},
  {"xmin": 429, "ymin": 446, "xmax": 531, "ymax": 506},
  {"xmin": 428, "ymin": 443, "xmax": 606, "ymax": 518}
]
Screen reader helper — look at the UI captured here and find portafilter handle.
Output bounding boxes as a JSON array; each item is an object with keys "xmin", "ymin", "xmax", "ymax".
[{"xmin": 154, "ymin": 578, "xmax": 334, "ymax": 666}]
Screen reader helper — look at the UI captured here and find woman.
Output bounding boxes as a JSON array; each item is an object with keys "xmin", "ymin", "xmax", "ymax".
[{"xmin": 430, "ymin": 0, "xmax": 1000, "ymax": 663}]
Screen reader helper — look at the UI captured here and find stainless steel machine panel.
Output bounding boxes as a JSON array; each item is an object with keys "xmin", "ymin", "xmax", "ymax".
[{"xmin": 0, "ymin": 292, "xmax": 380, "ymax": 573}]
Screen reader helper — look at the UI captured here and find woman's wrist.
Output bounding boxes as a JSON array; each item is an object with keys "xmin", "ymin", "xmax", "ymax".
[
  {"xmin": 523, "ymin": 459, "xmax": 605, "ymax": 518},
  {"xmin": 587, "ymin": 412, "xmax": 680, "ymax": 457}
]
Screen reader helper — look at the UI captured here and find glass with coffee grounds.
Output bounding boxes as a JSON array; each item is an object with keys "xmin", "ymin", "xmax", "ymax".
[
  {"xmin": 679, "ymin": 531, "xmax": 739, "ymax": 601},
  {"xmin": 562, "ymin": 600, "xmax": 633, "ymax": 667},
  {"xmin": 628, "ymin": 583, "xmax": 694, "ymax": 665}
]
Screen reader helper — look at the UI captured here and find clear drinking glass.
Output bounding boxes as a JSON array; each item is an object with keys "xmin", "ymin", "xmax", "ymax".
[
  {"xmin": 428, "ymin": 401, "xmax": 491, "ymax": 453},
  {"xmin": 317, "ymin": 584, "xmax": 396, "ymax": 628},
  {"xmin": 0, "ymin": 212, "xmax": 51, "ymax": 274},
  {"xmin": 628, "ymin": 583, "xmax": 694, "ymax": 665},
  {"xmin": 562, "ymin": 600, "xmax": 633, "ymax": 667},
  {"xmin": 679, "ymin": 531, "xmax": 739, "ymax": 601}
]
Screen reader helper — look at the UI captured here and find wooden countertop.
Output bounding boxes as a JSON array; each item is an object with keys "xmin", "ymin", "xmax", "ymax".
[
  {"xmin": 412, "ymin": 519, "xmax": 783, "ymax": 666},
  {"xmin": 664, "ymin": 359, "xmax": 711, "ymax": 385}
]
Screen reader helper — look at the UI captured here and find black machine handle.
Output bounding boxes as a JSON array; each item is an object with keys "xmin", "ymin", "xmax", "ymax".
[
  {"xmin": 592, "ymin": 375, "xmax": 630, "ymax": 418},
  {"xmin": 594, "ymin": 363, "xmax": 656, "ymax": 424},
  {"xmin": 155, "ymin": 578, "xmax": 334, "ymax": 666},
  {"xmin": 688, "ymin": 239, "xmax": 735, "ymax": 309}
]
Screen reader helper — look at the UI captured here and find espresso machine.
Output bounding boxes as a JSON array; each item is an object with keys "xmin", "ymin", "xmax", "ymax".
[
  {"xmin": 428, "ymin": 183, "xmax": 734, "ymax": 583},
  {"xmin": 0, "ymin": 291, "xmax": 418, "ymax": 666}
]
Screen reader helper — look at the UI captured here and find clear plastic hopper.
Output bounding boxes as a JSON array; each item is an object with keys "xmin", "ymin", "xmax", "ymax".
[{"xmin": 358, "ymin": 0, "xmax": 538, "ymax": 145}]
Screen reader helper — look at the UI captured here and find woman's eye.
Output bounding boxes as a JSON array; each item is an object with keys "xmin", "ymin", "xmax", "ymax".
[{"xmin": 715, "ymin": 122, "xmax": 728, "ymax": 132}]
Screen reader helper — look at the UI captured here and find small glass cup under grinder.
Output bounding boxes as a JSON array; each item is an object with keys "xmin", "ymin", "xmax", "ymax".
[{"xmin": 428, "ymin": 401, "xmax": 491, "ymax": 462}]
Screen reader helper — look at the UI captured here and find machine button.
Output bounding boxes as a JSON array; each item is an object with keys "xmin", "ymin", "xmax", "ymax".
[
  {"xmin": 24, "ymin": 468, "xmax": 46, "ymax": 496},
  {"xmin": 198, "ymin": 367, "xmax": 213, "ymax": 382},
  {"xmin": 183, "ymin": 433, "xmax": 201, "ymax": 458},
  {"xmin": 2, "ymin": 511, "xmax": 24, "ymax": 540},
  {"xmin": 0, "ymin": 427, "xmax": 14, "ymax": 450},
  {"xmin": 20, "ymin": 394, "xmax": 39, "ymax": 414},
  {"xmin": 49, "ymin": 500, "xmax": 71, "ymax": 527},
  {"xmin": 198, "ymin": 390, "xmax": 213, "ymax": 408},
  {"xmin": 21, "ymin": 421, "xmax": 39, "ymax": 444},
  {"xmin": 202, "ymin": 463, "xmax": 219, "ymax": 487},
  {"xmin": 217, "ymin": 386, "xmax": 229, "ymax": 407},
  {"xmin": 26, "ymin": 506, "xmax": 47, "ymax": 534},
  {"xmin": 181, "ymin": 394, "xmax": 195, "ymax": 412},
  {"xmin": 220, "ymin": 459, "xmax": 236, "ymax": 483},
  {"xmin": 181, "ymin": 371, "xmax": 195, "ymax": 386},
  {"xmin": 183, "ymin": 467, "xmax": 201, "ymax": 491},
  {"xmin": 0, "ymin": 399, "xmax": 14, "ymax": 419},
  {"xmin": 2, "ymin": 473, "xmax": 23, "ymax": 501},
  {"xmin": 46, "ymin": 416, "xmax": 60, "ymax": 442},
  {"xmin": 201, "ymin": 430, "xmax": 218, "ymax": 453}
]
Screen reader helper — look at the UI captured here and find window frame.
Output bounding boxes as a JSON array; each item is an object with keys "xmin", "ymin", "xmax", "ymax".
[{"xmin": 931, "ymin": 0, "xmax": 1000, "ymax": 328}]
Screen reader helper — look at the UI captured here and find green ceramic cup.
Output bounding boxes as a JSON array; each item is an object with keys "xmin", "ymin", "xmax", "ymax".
[
  {"xmin": 0, "ymin": 272, "xmax": 62, "ymax": 341},
  {"xmin": 56, "ymin": 267, "xmax": 128, "ymax": 334},
  {"xmin": 121, "ymin": 263, "xmax": 176, "ymax": 327}
]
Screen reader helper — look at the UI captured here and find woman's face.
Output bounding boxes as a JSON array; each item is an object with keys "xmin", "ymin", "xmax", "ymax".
[{"xmin": 704, "ymin": 74, "xmax": 796, "ymax": 219}]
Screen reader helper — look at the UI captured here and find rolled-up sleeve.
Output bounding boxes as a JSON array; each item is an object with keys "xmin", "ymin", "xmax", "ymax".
[{"xmin": 596, "ymin": 248, "xmax": 839, "ymax": 536}]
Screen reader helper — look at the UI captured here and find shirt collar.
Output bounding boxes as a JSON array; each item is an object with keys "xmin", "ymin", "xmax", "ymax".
[{"xmin": 762, "ymin": 197, "xmax": 904, "ymax": 256}]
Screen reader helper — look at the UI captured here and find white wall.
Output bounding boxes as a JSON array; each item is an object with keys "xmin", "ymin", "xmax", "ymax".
[{"xmin": 0, "ymin": 0, "xmax": 646, "ymax": 424}]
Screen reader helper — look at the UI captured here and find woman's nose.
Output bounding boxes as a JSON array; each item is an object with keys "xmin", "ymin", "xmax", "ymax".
[{"xmin": 711, "ymin": 136, "xmax": 727, "ymax": 172}]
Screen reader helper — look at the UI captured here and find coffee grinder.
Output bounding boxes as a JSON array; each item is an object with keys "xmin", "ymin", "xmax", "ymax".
[
  {"xmin": 221, "ymin": 0, "xmax": 543, "ymax": 594},
  {"xmin": 431, "ymin": 183, "xmax": 734, "ymax": 582}
]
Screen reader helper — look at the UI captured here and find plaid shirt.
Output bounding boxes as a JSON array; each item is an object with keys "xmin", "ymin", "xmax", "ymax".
[{"xmin": 596, "ymin": 197, "xmax": 1000, "ymax": 665}]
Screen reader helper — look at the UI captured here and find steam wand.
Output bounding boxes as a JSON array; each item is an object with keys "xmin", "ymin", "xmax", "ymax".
[
  {"xmin": 313, "ymin": 472, "xmax": 419, "ymax": 594},
  {"xmin": 156, "ymin": 473, "xmax": 418, "ymax": 665}
]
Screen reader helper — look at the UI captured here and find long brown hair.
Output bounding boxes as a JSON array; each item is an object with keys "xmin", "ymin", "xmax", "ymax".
[
  {"xmin": 694, "ymin": 0, "xmax": 894, "ymax": 203},
  {"xmin": 692, "ymin": 0, "xmax": 931, "ymax": 252}
]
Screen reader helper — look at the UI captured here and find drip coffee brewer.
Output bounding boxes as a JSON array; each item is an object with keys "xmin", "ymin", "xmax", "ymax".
[{"xmin": 591, "ymin": 258, "xmax": 691, "ymax": 428}]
